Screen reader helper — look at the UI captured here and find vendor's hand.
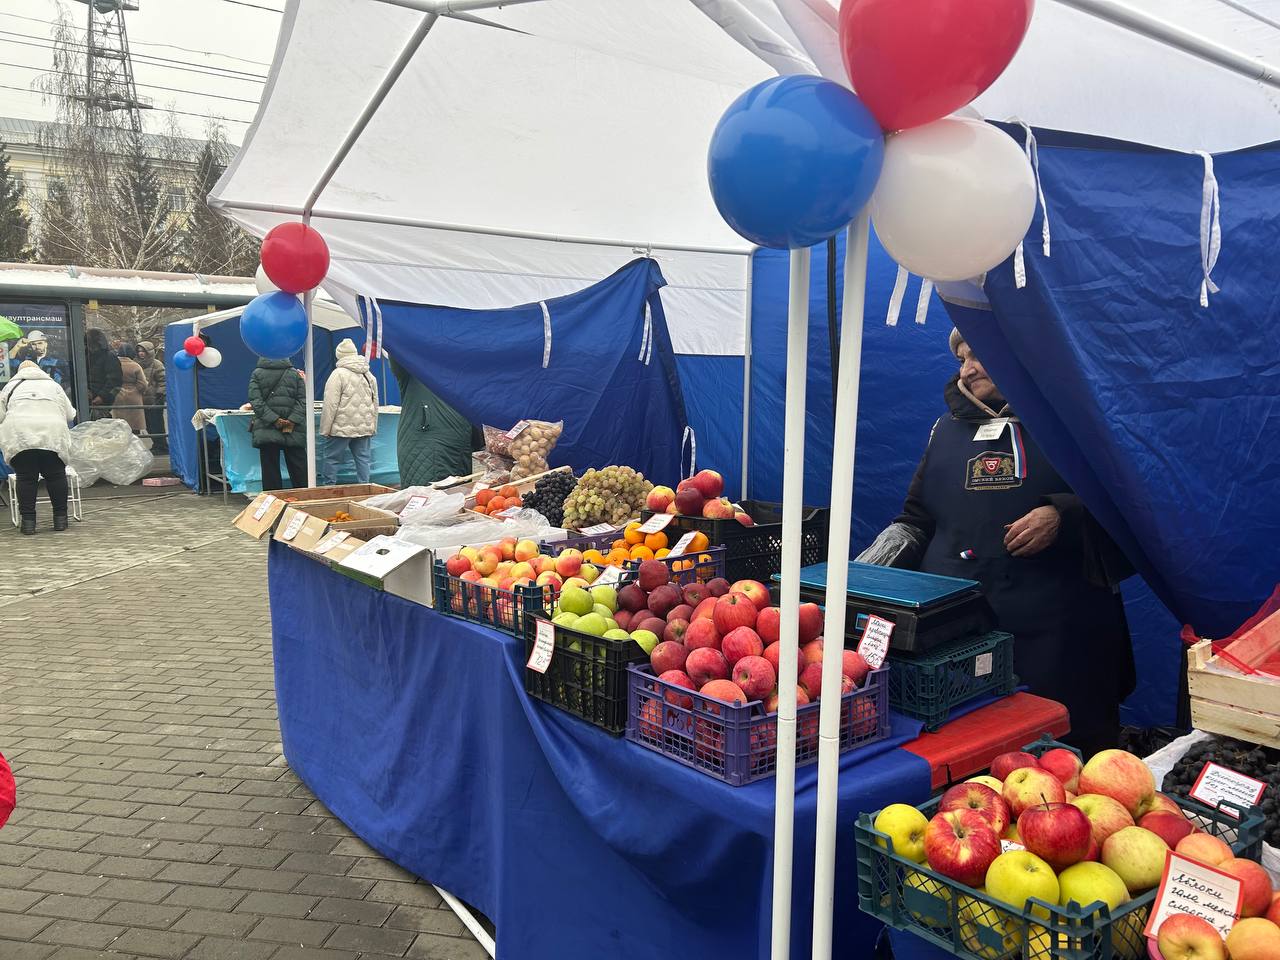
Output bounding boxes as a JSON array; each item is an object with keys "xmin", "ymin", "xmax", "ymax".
[{"xmin": 1004, "ymin": 505, "xmax": 1061, "ymax": 558}]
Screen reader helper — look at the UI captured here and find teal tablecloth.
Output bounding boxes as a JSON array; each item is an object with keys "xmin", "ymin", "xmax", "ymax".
[{"xmin": 210, "ymin": 410, "xmax": 400, "ymax": 493}]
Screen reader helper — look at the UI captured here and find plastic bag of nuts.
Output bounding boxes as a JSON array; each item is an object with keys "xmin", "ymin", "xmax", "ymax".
[{"xmin": 506, "ymin": 419, "xmax": 563, "ymax": 479}]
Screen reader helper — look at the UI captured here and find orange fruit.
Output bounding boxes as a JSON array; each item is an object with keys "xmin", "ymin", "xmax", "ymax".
[
  {"xmin": 608, "ymin": 548, "xmax": 630, "ymax": 566},
  {"xmin": 698, "ymin": 553, "xmax": 713, "ymax": 563},
  {"xmin": 488, "ymin": 497, "xmax": 507, "ymax": 513},
  {"xmin": 476, "ymin": 489, "xmax": 496, "ymax": 507},
  {"xmin": 612, "ymin": 538, "xmax": 629, "ymax": 552},
  {"xmin": 644, "ymin": 531, "xmax": 668, "ymax": 551},
  {"xmin": 629, "ymin": 545, "xmax": 654, "ymax": 561},
  {"xmin": 655, "ymin": 548, "xmax": 670, "ymax": 559},
  {"xmin": 583, "ymin": 549, "xmax": 605, "ymax": 565},
  {"xmin": 624, "ymin": 521, "xmax": 643, "ymax": 546},
  {"xmin": 689, "ymin": 531, "xmax": 710, "ymax": 553}
]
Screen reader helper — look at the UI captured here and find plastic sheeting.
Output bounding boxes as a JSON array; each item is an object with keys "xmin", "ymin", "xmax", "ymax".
[{"xmin": 66, "ymin": 419, "xmax": 153, "ymax": 487}]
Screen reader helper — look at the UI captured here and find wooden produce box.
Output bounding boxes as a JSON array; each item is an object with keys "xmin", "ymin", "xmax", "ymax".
[{"xmin": 1187, "ymin": 639, "xmax": 1280, "ymax": 748}]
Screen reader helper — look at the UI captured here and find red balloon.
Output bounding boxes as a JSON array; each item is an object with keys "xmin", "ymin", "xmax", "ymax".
[
  {"xmin": 260, "ymin": 222, "xmax": 330, "ymax": 294},
  {"xmin": 839, "ymin": 0, "xmax": 1034, "ymax": 133},
  {"xmin": 182, "ymin": 335, "xmax": 205, "ymax": 356}
]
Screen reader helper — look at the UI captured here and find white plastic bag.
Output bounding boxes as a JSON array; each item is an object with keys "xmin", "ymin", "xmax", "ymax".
[{"xmin": 68, "ymin": 419, "xmax": 153, "ymax": 486}]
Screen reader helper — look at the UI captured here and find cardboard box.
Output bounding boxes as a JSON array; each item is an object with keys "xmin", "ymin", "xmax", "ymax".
[
  {"xmin": 263, "ymin": 482, "xmax": 395, "ymax": 504},
  {"xmin": 232, "ymin": 492, "xmax": 290, "ymax": 539},
  {"xmin": 292, "ymin": 499, "xmax": 398, "ymax": 532},
  {"xmin": 273, "ymin": 505, "xmax": 333, "ymax": 550},
  {"xmin": 282, "ymin": 529, "xmax": 366, "ymax": 566},
  {"xmin": 333, "ymin": 535, "xmax": 433, "ymax": 608}
]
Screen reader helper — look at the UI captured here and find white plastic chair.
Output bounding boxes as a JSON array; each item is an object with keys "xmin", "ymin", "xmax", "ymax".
[{"xmin": 7, "ymin": 465, "xmax": 83, "ymax": 527}]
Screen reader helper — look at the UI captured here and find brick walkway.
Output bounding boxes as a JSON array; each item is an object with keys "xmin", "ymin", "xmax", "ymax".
[{"xmin": 0, "ymin": 492, "xmax": 489, "ymax": 960}]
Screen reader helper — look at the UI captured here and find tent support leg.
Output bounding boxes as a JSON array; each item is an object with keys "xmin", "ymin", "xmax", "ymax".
[
  {"xmin": 811, "ymin": 212, "xmax": 870, "ymax": 960},
  {"xmin": 740, "ymin": 253, "xmax": 754, "ymax": 500},
  {"xmin": 432, "ymin": 884, "xmax": 495, "ymax": 958},
  {"xmin": 303, "ymin": 287, "xmax": 316, "ymax": 487},
  {"xmin": 770, "ymin": 245, "xmax": 810, "ymax": 960}
]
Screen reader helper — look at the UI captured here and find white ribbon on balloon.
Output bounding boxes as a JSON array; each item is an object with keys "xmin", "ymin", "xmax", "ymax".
[
  {"xmin": 915, "ymin": 279, "xmax": 934, "ymax": 325},
  {"xmin": 1014, "ymin": 121, "xmax": 1052, "ymax": 290},
  {"xmin": 1195, "ymin": 150, "xmax": 1221, "ymax": 308},
  {"xmin": 539, "ymin": 300, "xmax": 552, "ymax": 368},
  {"xmin": 885, "ymin": 264, "xmax": 909, "ymax": 327}
]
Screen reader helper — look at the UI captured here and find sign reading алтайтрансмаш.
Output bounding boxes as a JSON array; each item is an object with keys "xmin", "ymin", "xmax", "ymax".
[{"xmin": 1143, "ymin": 851, "xmax": 1243, "ymax": 942}]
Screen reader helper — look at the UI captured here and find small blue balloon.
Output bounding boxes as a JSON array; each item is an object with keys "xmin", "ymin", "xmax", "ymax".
[
  {"xmin": 173, "ymin": 350, "xmax": 197, "ymax": 371},
  {"xmin": 240, "ymin": 291, "xmax": 308, "ymax": 359},
  {"xmin": 708, "ymin": 75, "xmax": 884, "ymax": 250}
]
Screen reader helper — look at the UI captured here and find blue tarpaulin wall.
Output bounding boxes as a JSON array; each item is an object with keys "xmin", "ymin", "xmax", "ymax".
[
  {"xmin": 165, "ymin": 317, "xmax": 399, "ymax": 490},
  {"xmin": 369, "ymin": 258, "xmax": 689, "ymax": 484}
]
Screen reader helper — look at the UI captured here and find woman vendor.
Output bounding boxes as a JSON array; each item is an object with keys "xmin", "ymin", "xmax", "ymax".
[{"xmin": 859, "ymin": 329, "xmax": 1136, "ymax": 756}]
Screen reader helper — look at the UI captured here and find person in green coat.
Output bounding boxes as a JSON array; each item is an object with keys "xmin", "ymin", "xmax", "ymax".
[
  {"xmin": 389, "ymin": 356, "xmax": 476, "ymax": 486},
  {"xmin": 248, "ymin": 357, "xmax": 308, "ymax": 490}
]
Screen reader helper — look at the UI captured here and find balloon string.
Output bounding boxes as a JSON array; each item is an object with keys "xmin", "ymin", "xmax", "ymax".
[
  {"xmin": 914, "ymin": 279, "xmax": 933, "ymax": 325},
  {"xmin": 885, "ymin": 264, "xmax": 909, "ymax": 326}
]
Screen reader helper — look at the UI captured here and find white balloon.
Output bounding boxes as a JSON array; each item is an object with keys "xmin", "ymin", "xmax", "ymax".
[
  {"xmin": 197, "ymin": 346, "xmax": 222, "ymax": 369},
  {"xmin": 254, "ymin": 264, "xmax": 278, "ymax": 295},
  {"xmin": 870, "ymin": 118, "xmax": 1036, "ymax": 283}
]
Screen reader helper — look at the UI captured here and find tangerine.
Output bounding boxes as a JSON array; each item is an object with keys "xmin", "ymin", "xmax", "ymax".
[
  {"xmin": 583, "ymin": 549, "xmax": 606, "ymax": 565},
  {"xmin": 644, "ymin": 531, "xmax": 668, "ymax": 552},
  {"xmin": 629, "ymin": 545, "xmax": 654, "ymax": 561},
  {"xmin": 624, "ymin": 521, "xmax": 644, "ymax": 546},
  {"xmin": 655, "ymin": 548, "xmax": 670, "ymax": 559},
  {"xmin": 476, "ymin": 489, "xmax": 496, "ymax": 507},
  {"xmin": 689, "ymin": 531, "xmax": 710, "ymax": 553}
]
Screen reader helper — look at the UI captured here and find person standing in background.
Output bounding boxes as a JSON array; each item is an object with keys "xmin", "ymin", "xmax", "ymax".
[
  {"xmin": 113, "ymin": 344, "xmax": 148, "ymax": 436},
  {"xmin": 248, "ymin": 356, "xmax": 307, "ymax": 490},
  {"xmin": 85, "ymin": 329, "xmax": 122, "ymax": 421},
  {"xmin": 388, "ymin": 354, "xmax": 476, "ymax": 486},
  {"xmin": 319, "ymin": 339, "xmax": 378, "ymax": 485},
  {"xmin": 135, "ymin": 341, "xmax": 167, "ymax": 453}
]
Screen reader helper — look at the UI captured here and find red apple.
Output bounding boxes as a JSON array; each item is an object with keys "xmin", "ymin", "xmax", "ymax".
[
  {"xmin": 691, "ymin": 596, "xmax": 717, "ymax": 621},
  {"xmin": 445, "ymin": 553, "xmax": 472, "ymax": 577},
  {"xmin": 681, "ymin": 582, "xmax": 708, "ymax": 608},
  {"xmin": 842, "ymin": 650, "xmax": 871, "ymax": 685},
  {"xmin": 729, "ymin": 579, "xmax": 771, "ymax": 610},
  {"xmin": 690, "ymin": 469, "xmax": 724, "ymax": 500},
  {"xmin": 662, "ymin": 619, "xmax": 690, "ymax": 645},
  {"xmin": 1039, "ymin": 748, "xmax": 1083, "ymax": 793},
  {"xmin": 990, "ymin": 751, "xmax": 1041, "ymax": 781},
  {"xmin": 1018, "ymin": 801, "xmax": 1093, "ymax": 872},
  {"xmin": 797, "ymin": 602, "xmax": 823, "ymax": 642},
  {"xmin": 1158, "ymin": 914, "xmax": 1227, "ymax": 960},
  {"xmin": 733, "ymin": 655, "xmax": 776, "ymax": 700},
  {"xmin": 618, "ymin": 584, "xmax": 648, "ymax": 613},
  {"xmin": 764, "ymin": 685, "xmax": 809, "ymax": 713},
  {"xmin": 799, "ymin": 662, "xmax": 823, "ymax": 700},
  {"xmin": 459, "ymin": 570, "xmax": 482, "ymax": 583},
  {"xmin": 1077, "ymin": 749, "xmax": 1156, "ymax": 819},
  {"xmin": 800, "ymin": 638, "xmax": 824, "ymax": 667},
  {"xmin": 938, "ymin": 782, "xmax": 1011, "ymax": 836},
  {"xmin": 734, "ymin": 512, "xmax": 755, "ymax": 527},
  {"xmin": 1176, "ymin": 832, "xmax": 1233, "ymax": 867},
  {"xmin": 721, "ymin": 626, "xmax": 764, "ymax": 666},
  {"xmin": 701, "ymin": 498, "xmax": 735, "ymax": 520},
  {"xmin": 666, "ymin": 604, "xmax": 694, "ymax": 624},
  {"xmin": 473, "ymin": 549, "xmax": 500, "ymax": 577},
  {"xmin": 647, "ymin": 584, "xmax": 682, "ymax": 619},
  {"xmin": 684, "ymin": 618, "xmax": 721, "ymax": 651},
  {"xmin": 704, "ymin": 577, "xmax": 731, "ymax": 598},
  {"xmin": 555, "ymin": 549, "xmax": 583, "ymax": 578},
  {"xmin": 1138, "ymin": 810, "xmax": 1194, "ymax": 850},
  {"xmin": 657, "ymin": 669, "xmax": 695, "ymax": 708},
  {"xmin": 674, "ymin": 486, "xmax": 705, "ymax": 516},
  {"xmin": 713, "ymin": 592, "xmax": 758, "ymax": 635},
  {"xmin": 685, "ymin": 647, "xmax": 729, "ymax": 687},
  {"xmin": 650, "ymin": 640, "xmax": 688, "ymax": 675},
  {"xmin": 1219, "ymin": 858, "xmax": 1274, "ymax": 918},
  {"xmin": 1003, "ymin": 766, "xmax": 1067, "ymax": 819},
  {"xmin": 1266, "ymin": 893, "xmax": 1280, "ymax": 925},
  {"xmin": 646, "ymin": 485, "xmax": 675, "ymax": 512},
  {"xmin": 1071, "ymin": 794, "xmax": 1135, "ymax": 848},
  {"xmin": 635, "ymin": 617, "xmax": 667, "ymax": 638},
  {"xmin": 1083, "ymin": 836, "xmax": 1100, "ymax": 862},
  {"xmin": 498, "ymin": 536, "xmax": 517, "ymax": 561},
  {"xmin": 700, "ymin": 679, "xmax": 747, "ymax": 711},
  {"xmin": 756, "ymin": 606, "xmax": 781, "ymax": 644},
  {"xmin": 613, "ymin": 610, "xmax": 633, "ymax": 631},
  {"xmin": 637, "ymin": 559, "xmax": 670, "ymax": 592},
  {"xmin": 763, "ymin": 641, "xmax": 781, "ymax": 675},
  {"xmin": 1147, "ymin": 793, "xmax": 1183, "ymax": 817},
  {"xmin": 923, "ymin": 809, "xmax": 1001, "ymax": 887}
]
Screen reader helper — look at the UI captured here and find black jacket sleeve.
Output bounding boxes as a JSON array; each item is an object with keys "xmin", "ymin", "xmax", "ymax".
[{"xmin": 1043, "ymin": 492, "xmax": 1135, "ymax": 590}]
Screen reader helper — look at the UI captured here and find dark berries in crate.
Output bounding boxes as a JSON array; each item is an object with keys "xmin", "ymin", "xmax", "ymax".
[
  {"xmin": 1161, "ymin": 734, "xmax": 1279, "ymax": 847},
  {"xmin": 522, "ymin": 471, "xmax": 577, "ymax": 527}
]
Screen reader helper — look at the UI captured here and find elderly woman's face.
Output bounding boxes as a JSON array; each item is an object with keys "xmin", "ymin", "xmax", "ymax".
[{"xmin": 957, "ymin": 342, "xmax": 1000, "ymax": 402}]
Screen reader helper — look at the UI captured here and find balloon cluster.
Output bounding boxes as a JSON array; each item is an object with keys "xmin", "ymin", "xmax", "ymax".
[
  {"xmin": 240, "ymin": 223, "xmax": 330, "ymax": 359},
  {"xmin": 708, "ymin": 0, "xmax": 1037, "ymax": 282},
  {"xmin": 173, "ymin": 335, "xmax": 221, "ymax": 372}
]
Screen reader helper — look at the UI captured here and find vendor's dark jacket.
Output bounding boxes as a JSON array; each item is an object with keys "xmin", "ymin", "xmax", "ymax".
[
  {"xmin": 248, "ymin": 359, "xmax": 307, "ymax": 449},
  {"xmin": 892, "ymin": 376, "xmax": 1136, "ymax": 747},
  {"xmin": 390, "ymin": 357, "xmax": 476, "ymax": 485}
]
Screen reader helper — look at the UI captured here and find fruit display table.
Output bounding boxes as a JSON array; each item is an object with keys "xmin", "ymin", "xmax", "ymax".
[{"xmin": 267, "ymin": 541, "xmax": 933, "ymax": 960}]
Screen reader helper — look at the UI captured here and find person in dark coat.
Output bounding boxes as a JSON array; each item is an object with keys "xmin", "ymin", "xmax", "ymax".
[
  {"xmin": 859, "ymin": 329, "xmax": 1135, "ymax": 756},
  {"xmin": 248, "ymin": 357, "xmax": 308, "ymax": 490},
  {"xmin": 84, "ymin": 328, "xmax": 122, "ymax": 421},
  {"xmin": 389, "ymin": 355, "xmax": 476, "ymax": 485}
]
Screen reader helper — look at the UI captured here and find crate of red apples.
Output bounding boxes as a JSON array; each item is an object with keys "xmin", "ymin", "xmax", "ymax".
[
  {"xmin": 856, "ymin": 738, "xmax": 1269, "ymax": 960},
  {"xmin": 624, "ymin": 571, "xmax": 889, "ymax": 785}
]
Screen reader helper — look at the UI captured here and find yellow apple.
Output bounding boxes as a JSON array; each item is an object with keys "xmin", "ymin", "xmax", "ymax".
[{"xmin": 873, "ymin": 804, "xmax": 928, "ymax": 864}]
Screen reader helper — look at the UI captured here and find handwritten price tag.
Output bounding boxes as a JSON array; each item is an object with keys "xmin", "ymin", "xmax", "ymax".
[
  {"xmin": 638, "ymin": 513, "xmax": 673, "ymax": 535},
  {"xmin": 856, "ymin": 615, "xmax": 894, "ymax": 669},
  {"xmin": 313, "ymin": 531, "xmax": 350, "ymax": 555},
  {"xmin": 280, "ymin": 511, "xmax": 306, "ymax": 542},
  {"xmin": 974, "ymin": 653, "xmax": 993, "ymax": 678},
  {"xmin": 252, "ymin": 494, "xmax": 277, "ymax": 521},
  {"xmin": 1143, "ymin": 852, "xmax": 1243, "ymax": 941},
  {"xmin": 666, "ymin": 531, "xmax": 698, "ymax": 558},
  {"xmin": 526, "ymin": 619, "xmax": 556, "ymax": 674},
  {"xmin": 594, "ymin": 565, "xmax": 624, "ymax": 588},
  {"xmin": 1190, "ymin": 762, "xmax": 1267, "ymax": 819},
  {"xmin": 399, "ymin": 495, "xmax": 429, "ymax": 519},
  {"xmin": 579, "ymin": 523, "xmax": 616, "ymax": 537}
]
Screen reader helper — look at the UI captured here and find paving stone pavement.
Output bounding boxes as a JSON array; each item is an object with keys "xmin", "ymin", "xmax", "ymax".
[{"xmin": 0, "ymin": 493, "xmax": 491, "ymax": 960}]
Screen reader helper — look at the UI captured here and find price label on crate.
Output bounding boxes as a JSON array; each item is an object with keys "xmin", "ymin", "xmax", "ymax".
[
  {"xmin": 856, "ymin": 615, "xmax": 893, "ymax": 669},
  {"xmin": 638, "ymin": 513, "xmax": 673, "ymax": 535},
  {"xmin": 312, "ymin": 531, "xmax": 350, "ymax": 555},
  {"xmin": 594, "ymin": 565, "xmax": 625, "ymax": 587},
  {"xmin": 666, "ymin": 531, "xmax": 698, "ymax": 558},
  {"xmin": 1190, "ymin": 762, "xmax": 1267, "ymax": 819},
  {"xmin": 496, "ymin": 506, "xmax": 523, "ymax": 518},
  {"xmin": 505, "ymin": 419, "xmax": 530, "ymax": 440},
  {"xmin": 974, "ymin": 652, "xmax": 994, "ymax": 678},
  {"xmin": 280, "ymin": 511, "xmax": 307, "ymax": 542},
  {"xmin": 252, "ymin": 494, "xmax": 277, "ymax": 521},
  {"xmin": 999, "ymin": 840, "xmax": 1025, "ymax": 854},
  {"xmin": 527, "ymin": 620, "xmax": 556, "ymax": 674},
  {"xmin": 1143, "ymin": 852, "xmax": 1243, "ymax": 941},
  {"xmin": 579, "ymin": 523, "xmax": 617, "ymax": 537},
  {"xmin": 398, "ymin": 495, "xmax": 429, "ymax": 520}
]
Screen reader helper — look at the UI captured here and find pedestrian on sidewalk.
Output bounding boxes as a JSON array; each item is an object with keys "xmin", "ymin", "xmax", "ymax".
[
  {"xmin": 0, "ymin": 360, "xmax": 77, "ymax": 534},
  {"xmin": 319, "ymin": 338, "xmax": 379, "ymax": 485},
  {"xmin": 248, "ymin": 356, "xmax": 307, "ymax": 491},
  {"xmin": 113, "ymin": 343, "xmax": 149, "ymax": 436}
]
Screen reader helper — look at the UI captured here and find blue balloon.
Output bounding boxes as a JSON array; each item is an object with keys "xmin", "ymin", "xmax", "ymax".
[
  {"xmin": 240, "ymin": 291, "xmax": 308, "ymax": 359},
  {"xmin": 173, "ymin": 350, "xmax": 197, "ymax": 371},
  {"xmin": 708, "ymin": 75, "xmax": 884, "ymax": 250}
]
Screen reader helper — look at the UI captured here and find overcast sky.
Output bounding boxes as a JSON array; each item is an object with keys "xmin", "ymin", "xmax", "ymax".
[{"xmin": 0, "ymin": 0, "xmax": 282, "ymax": 144}]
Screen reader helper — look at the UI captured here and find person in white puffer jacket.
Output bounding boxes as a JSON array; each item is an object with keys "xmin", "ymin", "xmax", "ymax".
[
  {"xmin": 319, "ymin": 339, "xmax": 379, "ymax": 485},
  {"xmin": 0, "ymin": 361, "xmax": 77, "ymax": 534}
]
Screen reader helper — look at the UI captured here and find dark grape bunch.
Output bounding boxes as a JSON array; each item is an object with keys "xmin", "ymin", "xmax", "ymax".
[
  {"xmin": 522, "ymin": 470, "xmax": 577, "ymax": 527},
  {"xmin": 1162, "ymin": 735, "xmax": 1280, "ymax": 847}
]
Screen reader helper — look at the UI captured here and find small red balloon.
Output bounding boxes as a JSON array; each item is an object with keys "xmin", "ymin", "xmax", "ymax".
[
  {"xmin": 260, "ymin": 222, "xmax": 330, "ymax": 294},
  {"xmin": 182, "ymin": 335, "xmax": 205, "ymax": 356},
  {"xmin": 839, "ymin": 0, "xmax": 1035, "ymax": 132}
]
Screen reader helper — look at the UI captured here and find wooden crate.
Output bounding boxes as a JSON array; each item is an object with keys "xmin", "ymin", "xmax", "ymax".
[{"xmin": 1187, "ymin": 639, "xmax": 1280, "ymax": 748}]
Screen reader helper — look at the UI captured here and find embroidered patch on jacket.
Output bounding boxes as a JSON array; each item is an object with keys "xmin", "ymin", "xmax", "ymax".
[{"xmin": 966, "ymin": 450, "xmax": 1022, "ymax": 490}]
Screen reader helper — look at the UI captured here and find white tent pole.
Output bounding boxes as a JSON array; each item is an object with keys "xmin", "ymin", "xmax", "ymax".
[
  {"xmin": 303, "ymin": 285, "xmax": 316, "ymax": 487},
  {"xmin": 771, "ymin": 245, "xmax": 810, "ymax": 960},
  {"xmin": 1053, "ymin": 0, "xmax": 1280, "ymax": 87},
  {"xmin": 810, "ymin": 211, "xmax": 870, "ymax": 960},
  {"xmin": 740, "ymin": 252, "xmax": 754, "ymax": 500}
]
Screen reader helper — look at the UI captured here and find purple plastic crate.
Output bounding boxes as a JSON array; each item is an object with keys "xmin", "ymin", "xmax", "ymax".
[
  {"xmin": 625, "ymin": 664, "xmax": 889, "ymax": 786},
  {"xmin": 538, "ymin": 531, "xmax": 619, "ymax": 555}
]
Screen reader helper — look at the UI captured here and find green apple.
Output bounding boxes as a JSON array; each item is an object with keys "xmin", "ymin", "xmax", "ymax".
[
  {"xmin": 1101, "ymin": 826, "xmax": 1168, "ymax": 894},
  {"xmin": 551, "ymin": 612, "xmax": 579, "ymax": 628},
  {"xmin": 603, "ymin": 629, "xmax": 630, "ymax": 640},
  {"xmin": 580, "ymin": 563, "xmax": 600, "ymax": 584},
  {"xmin": 592, "ymin": 603, "xmax": 614, "ymax": 620},
  {"xmin": 1057, "ymin": 861, "xmax": 1128, "ymax": 911},
  {"xmin": 575, "ymin": 613, "xmax": 608, "ymax": 637},
  {"xmin": 559, "ymin": 586, "xmax": 594, "ymax": 617},
  {"xmin": 590, "ymin": 584, "xmax": 617, "ymax": 613},
  {"xmin": 872, "ymin": 804, "xmax": 928, "ymax": 864},
  {"xmin": 629, "ymin": 629, "xmax": 659, "ymax": 655},
  {"xmin": 604, "ymin": 618, "xmax": 618, "ymax": 632}
]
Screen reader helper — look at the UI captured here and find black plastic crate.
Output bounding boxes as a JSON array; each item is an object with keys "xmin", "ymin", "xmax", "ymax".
[
  {"xmin": 795, "ymin": 589, "xmax": 995, "ymax": 654},
  {"xmin": 432, "ymin": 559, "xmax": 556, "ymax": 637},
  {"xmin": 639, "ymin": 500, "xmax": 829, "ymax": 584},
  {"xmin": 887, "ymin": 630, "xmax": 1016, "ymax": 731}
]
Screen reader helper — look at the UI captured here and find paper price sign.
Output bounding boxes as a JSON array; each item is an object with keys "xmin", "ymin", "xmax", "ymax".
[
  {"xmin": 638, "ymin": 513, "xmax": 673, "ymax": 535},
  {"xmin": 1190, "ymin": 762, "xmax": 1267, "ymax": 819},
  {"xmin": 398, "ymin": 495, "xmax": 429, "ymax": 519},
  {"xmin": 1000, "ymin": 840, "xmax": 1024, "ymax": 854},
  {"xmin": 974, "ymin": 653, "xmax": 993, "ymax": 677},
  {"xmin": 1143, "ymin": 852, "xmax": 1243, "ymax": 942},
  {"xmin": 856, "ymin": 615, "xmax": 894, "ymax": 669},
  {"xmin": 594, "ymin": 565, "xmax": 624, "ymax": 587},
  {"xmin": 666, "ymin": 531, "xmax": 698, "ymax": 558},
  {"xmin": 252, "ymin": 494, "xmax": 277, "ymax": 520},
  {"xmin": 313, "ymin": 531, "xmax": 350, "ymax": 555},
  {"xmin": 526, "ymin": 620, "xmax": 556, "ymax": 674},
  {"xmin": 280, "ymin": 511, "xmax": 307, "ymax": 541},
  {"xmin": 505, "ymin": 419, "xmax": 530, "ymax": 440},
  {"xmin": 579, "ymin": 523, "xmax": 616, "ymax": 537}
]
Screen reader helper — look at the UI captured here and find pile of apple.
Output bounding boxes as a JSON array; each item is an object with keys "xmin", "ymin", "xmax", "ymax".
[
  {"xmin": 444, "ymin": 537, "xmax": 607, "ymax": 626},
  {"xmin": 646, "ymin": 469, "xmax": 756, "ymax": 526},
  {"xmin": 872, "ymin": 747, "xmax": 1277, "ymax": 959}
]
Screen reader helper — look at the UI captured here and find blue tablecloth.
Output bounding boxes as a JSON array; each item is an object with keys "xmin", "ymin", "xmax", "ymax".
[
  {"xmin": 212, "ymin": 410, "xmax": 400, "ymax": 493},
  {"xmin": 268, "ymin": 542, "xmax": 934, "ymax": 960}
]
